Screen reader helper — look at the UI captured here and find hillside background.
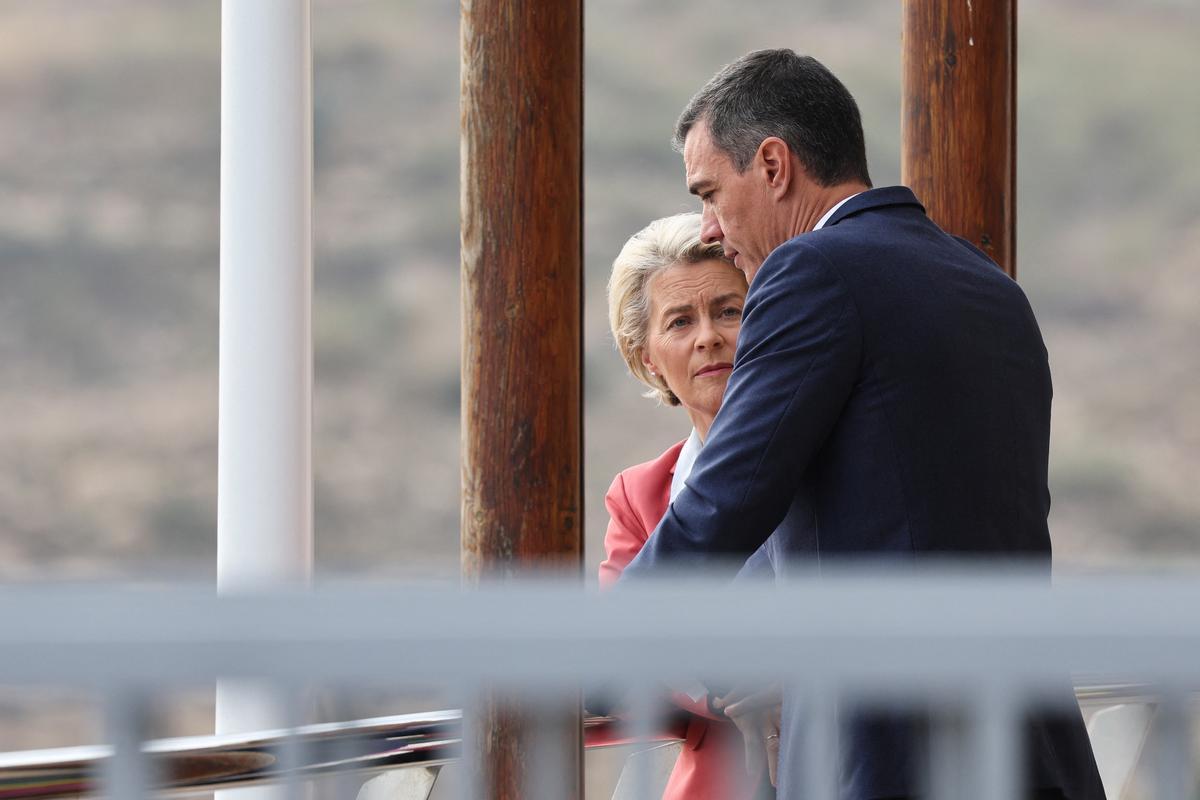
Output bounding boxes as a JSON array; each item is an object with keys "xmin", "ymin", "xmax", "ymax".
[{"xmin": 0, "ymin": 0, "xmax": 1197, "ymax": 760}]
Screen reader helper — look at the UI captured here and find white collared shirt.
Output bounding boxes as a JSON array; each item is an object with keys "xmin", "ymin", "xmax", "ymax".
[
  {"xmin": 670, "ymin": 428, "xmax": 703, "ymax": 501},
  {"xmin": 813, "ymin": 191, "xmax": 864, "ymax": 231}
]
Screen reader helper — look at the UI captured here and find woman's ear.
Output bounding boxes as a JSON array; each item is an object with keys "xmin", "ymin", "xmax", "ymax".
[{"xmin": 640, "ymin": 351, "xmax": 658, "ymax": 377}]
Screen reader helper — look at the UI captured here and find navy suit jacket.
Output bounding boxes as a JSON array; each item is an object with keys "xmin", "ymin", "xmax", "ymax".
[{"xmin": 621, "ymin": 187, "xmax": 1104, "ymax": 799}]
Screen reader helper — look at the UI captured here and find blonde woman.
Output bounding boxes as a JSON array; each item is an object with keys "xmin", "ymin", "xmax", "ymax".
[{"xmin": 601, "ymin": 212, "xmax": 769, "ymax": 799}]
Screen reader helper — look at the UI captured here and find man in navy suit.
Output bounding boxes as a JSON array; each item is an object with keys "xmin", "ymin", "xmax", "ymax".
[{"xmin": 619, "ymin": 50, "xmax": 1104, "ymax": 799}]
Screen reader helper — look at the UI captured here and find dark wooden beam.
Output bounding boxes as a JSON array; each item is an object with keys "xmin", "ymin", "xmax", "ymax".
[
  {"xmin": 460, "ymin": 0, "xmax": 583, "ymax": 796},
  {"xmin": 902, "ymin": 0, "xmax": 1017, "ymax": 277}
]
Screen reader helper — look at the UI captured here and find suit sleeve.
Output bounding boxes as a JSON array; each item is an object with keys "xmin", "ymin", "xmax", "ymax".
[
  {"xmin": 620, "ymin": 239, "xmax": 861, "ymax": 579},
  {"xmin": 733, "ymin": 541, "xmax": 776, "ymax": 582}
]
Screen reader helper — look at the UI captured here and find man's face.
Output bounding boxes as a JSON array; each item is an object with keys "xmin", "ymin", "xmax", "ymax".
[{"xmin": 684, "ymin": 123, "xmax": 775, "ymax": 283}]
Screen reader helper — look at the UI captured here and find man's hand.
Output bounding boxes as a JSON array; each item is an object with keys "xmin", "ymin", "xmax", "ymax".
[{"xmin": 714, "ymin": 685, "xmax": 783, "ymax": 787}]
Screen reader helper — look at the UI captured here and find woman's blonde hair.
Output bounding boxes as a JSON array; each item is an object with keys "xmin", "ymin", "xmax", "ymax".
[{"xmin": 607, "ymin": 212, "xmax": 736, "ymax": 406}]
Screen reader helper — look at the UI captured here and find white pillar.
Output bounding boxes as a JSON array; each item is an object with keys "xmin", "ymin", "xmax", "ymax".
[{"xmin": 217, "ymin": 1, "xmax": 313, "ymax": 796}]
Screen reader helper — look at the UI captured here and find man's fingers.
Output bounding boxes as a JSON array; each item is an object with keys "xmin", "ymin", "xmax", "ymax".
[
  {"xmin": 715, "ymin": 681, "xmax": 782, "ymax": 714},
  {"xmin": 744, "ymin": 732, "xmax": 764, "ymax": 777},
  {"xmin": 765, "ymin": 706, "xmax": 782, "ymax": 787},
  {"xmin": 765, "ymin": 728, "xmax": 781, "ymax": 787},
  {"xmin": 712, "ymin": 686, "xmax": 751, "ymax": 711},
  {"xmin": 724, "ymin": 695, "xmax": 772, "ymax": 720},
  {"xmin": 718, "ymin": 686, "xmax": 783, "ymax": 718},
  {"xmin": 722, "ymin": 696, "xmax": 750, "ymax": 719},
  {"xmin": 725, "ymin": 702, "xmax": 783, "ymax": 783},
  {"xmin": 724, "ymin": 707, "xmax": 766, "ymax": 777}
]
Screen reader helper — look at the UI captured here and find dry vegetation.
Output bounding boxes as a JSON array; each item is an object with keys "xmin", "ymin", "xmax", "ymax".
[{"xmin": 0, "ymin": 0, "xmax": 1196, "ymax": 758}]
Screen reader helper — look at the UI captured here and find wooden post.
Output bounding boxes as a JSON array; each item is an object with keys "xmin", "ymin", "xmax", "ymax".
[
  {"xmin": 460, "ymin": 0, "xmax": 583, "ymax": 796},
  {"xmin": 902, "ymin": 0, "xmax": 1017, "ymax": 277}
]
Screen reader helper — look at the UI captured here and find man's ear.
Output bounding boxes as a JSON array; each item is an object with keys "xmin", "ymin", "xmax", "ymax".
[{"xmin": 756, "ymin": 137, "xmax": 793, "ymax": 198}]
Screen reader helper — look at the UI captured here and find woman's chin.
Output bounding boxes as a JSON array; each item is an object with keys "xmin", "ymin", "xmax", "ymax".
[{"xmin": 683, "ymin": 395, "xmax": 725, "ymax": 426}]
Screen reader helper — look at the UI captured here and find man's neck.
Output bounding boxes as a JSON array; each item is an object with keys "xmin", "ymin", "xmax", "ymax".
[{"xmin": 791, "ymin": 181, "xmax": 871, "ymax": 236}]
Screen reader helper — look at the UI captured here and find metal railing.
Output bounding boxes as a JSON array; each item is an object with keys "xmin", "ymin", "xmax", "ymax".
[
  {"xmin": 0, "ymin": 569, "xmax": 1196, "ymax": 798},
  {"xmin": 0, "ymin": 708, "xmax": 670, "ymax": 798}
]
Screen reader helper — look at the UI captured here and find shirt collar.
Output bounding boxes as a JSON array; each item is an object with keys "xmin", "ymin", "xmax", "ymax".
[
  {"xmin": 813, "ymin": 191, "xmax": 864, "ymax": 231},
  {"xmin": 669, "ymin": 428, "xmax": 704, "ymax": 502}
]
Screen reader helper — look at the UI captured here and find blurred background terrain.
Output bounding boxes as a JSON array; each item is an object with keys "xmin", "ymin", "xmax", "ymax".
[{"xmin": 0, "ymin": 0, "xmax": 1196, "ymax": 761}]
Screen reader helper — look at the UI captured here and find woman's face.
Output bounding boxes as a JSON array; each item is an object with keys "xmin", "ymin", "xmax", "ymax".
[{"xmin": 642, "ymin": 259, "xmax": 746, "ymax": 434}]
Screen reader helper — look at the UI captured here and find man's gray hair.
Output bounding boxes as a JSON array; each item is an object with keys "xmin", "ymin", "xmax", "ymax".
[{"xmin": 673, "ymin": 49, "xmax": 872, "ymax": 188}]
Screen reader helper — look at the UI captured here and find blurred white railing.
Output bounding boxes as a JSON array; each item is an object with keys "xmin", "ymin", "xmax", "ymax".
[{"xmin": 0, "ymin": 568, "xmax": 1196, "ymax": 798}]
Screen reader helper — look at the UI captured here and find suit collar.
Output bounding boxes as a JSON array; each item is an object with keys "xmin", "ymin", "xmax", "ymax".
[{"xmin": 823, "ymin": 185, "xmax": 925, "ymax": 228}]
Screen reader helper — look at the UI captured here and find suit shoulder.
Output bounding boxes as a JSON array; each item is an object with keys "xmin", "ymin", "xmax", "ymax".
[
  {"xmin": 603, "ymin": 440, "xmax": 683, "ymax": 554},
  {"xmin": 753, "ymin": 234, "xmax": 850, "ymax": 291},
  {"xmin": 766, "ymin": 232, "xmax": 837, "ymax": 264},
  {"xmin": 792, "ymin": 219, "xmax": 885, "ymax": 262}
]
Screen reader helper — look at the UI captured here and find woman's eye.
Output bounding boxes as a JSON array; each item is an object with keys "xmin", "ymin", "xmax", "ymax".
[
  {"xmin": 668, "ymin": 317, "xmax": 690, "ymax": 329},
  {"xmin": 721, "ymin": 306, "xmax": 742, "ymax": 318}
]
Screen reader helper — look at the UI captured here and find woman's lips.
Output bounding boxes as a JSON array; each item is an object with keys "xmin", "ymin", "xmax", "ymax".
[{"xmin": 695, "ymin": 363, "xmax": 733, "ymax": 378}]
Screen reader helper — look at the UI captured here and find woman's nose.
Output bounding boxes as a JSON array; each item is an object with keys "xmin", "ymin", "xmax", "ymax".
[{"xmin": 695, "ymin": 319, "xmax": 725, "ymax": 349}]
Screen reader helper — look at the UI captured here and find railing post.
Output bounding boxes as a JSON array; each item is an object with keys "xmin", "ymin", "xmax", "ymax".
[
  {"xmin": 902, "ymin": 0, "xmax": 1017, "ymax": 277},
  {"xmin": 102, "ymin": 688, "xmax": 154, "ymax": 800},
  {"xmin": 460, "ymin": 0, "xmax": 584, "ymax": 795},
  {"xmin": 216, "ymin": 1, "xmax": 314, "ymax": 798}
]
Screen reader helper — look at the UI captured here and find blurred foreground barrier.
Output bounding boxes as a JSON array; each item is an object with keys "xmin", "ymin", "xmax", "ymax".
[
  {"xmin": 0, "ymin": 569, "xmax": 1196, "ymax": 798},
  {"xmin": 0, "ymin": 708, "xmax": 652, "ymax": 798}
]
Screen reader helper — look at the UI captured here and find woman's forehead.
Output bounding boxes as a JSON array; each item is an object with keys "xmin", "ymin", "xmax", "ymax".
[{"xmin": 650, "ymin": 260, "xmax": 746, "ymax": 308}]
